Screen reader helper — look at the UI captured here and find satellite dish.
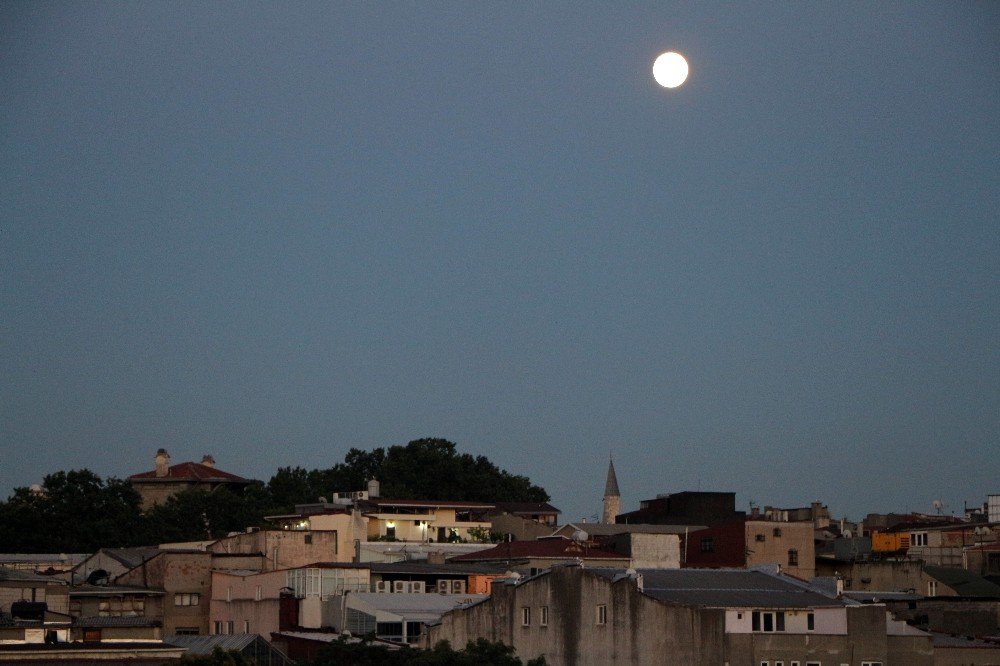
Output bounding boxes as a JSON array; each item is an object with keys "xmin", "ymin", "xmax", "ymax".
[
  {"xmin": 571, "ymin": 530, "xmax": 589, "ymax": 542},
  {"xmin": 843, "ymin": 530, "xmax": 853, "ymax": 538}
]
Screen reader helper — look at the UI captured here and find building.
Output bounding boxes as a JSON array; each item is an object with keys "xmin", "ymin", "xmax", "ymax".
[
  {"xmin": 331, "ymin": 592, "xmax": 486, "ymax": 646},
  {"xmin": 684, "ymin": 518, "xmax": 817, "ymax": 579},
  {"xmin": 427, "ymin": 564, "xmax": 935, "ymax": 666},
  {"xmin": 355, "ymin": 498, "xmax": 495, "ymax": 543},
  {"xmin": 128, "ymin": 450, "xmax": 252, "ymax": 510},
  {"xmin": 489, "ymin": 502, "xmax": 562, "ymax": 541},
  {"xmin": 616, "ymin": 491, "xmax": 744, "ymax": 527},
  {"xmin": 447, "ymin": 537, "xmax": 631, "ymax": 576},
  {"xmin": 210, "ymin": 527, "xmax": 350, "ymax": 569}
]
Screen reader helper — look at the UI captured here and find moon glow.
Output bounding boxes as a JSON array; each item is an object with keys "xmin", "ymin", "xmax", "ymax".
[{"xmin": 653, "ymin": 51, "xmax": 689, "ymax": 88}]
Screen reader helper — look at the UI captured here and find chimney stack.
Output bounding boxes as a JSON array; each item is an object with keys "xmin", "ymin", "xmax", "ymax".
[
  {"xmin": 201, "ymin": 455, "xmax": 216, "ymax": 468},
  {"xmin": 155, "ymin": 449, "xmax": 170, "ymax": 478}
]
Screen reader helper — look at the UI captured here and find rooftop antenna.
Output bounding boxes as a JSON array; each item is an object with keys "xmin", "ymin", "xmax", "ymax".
[{"xmin": 932, "ymin": 500, "xmax": 945, "ymax": 515}]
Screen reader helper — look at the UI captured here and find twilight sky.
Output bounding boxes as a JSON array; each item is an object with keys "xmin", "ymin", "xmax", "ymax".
[{"xmin": 2, "ymin": 2, "xmax": 998, "ymax": 524}]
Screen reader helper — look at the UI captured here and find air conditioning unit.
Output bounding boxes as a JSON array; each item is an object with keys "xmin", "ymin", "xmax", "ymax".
[
  {"xmin": 437, "ymin": 581, "xmax": 451, "ymax": 594},
  {"xmin": 375, "ymin": 581, "xmax": 390, "ymax": 593},
  {"xmin": 393, "ymin": 581, "xmax": 407, "ymax": 594},
  {"xmin": 451, "ymin": 580, "xmax": 466, "ymax": 594},
  {"xmin": 408, "ymin": 581, "xmax": 425, "ymax": 593}
]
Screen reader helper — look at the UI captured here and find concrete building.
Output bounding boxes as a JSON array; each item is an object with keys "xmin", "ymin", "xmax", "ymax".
[
  {"xmin": 333, "ymin": 592, "xmax": 486, "ymax": 646},
  {"xmin": 114, "ymin": 550, "xmax": 214, "ymax": 636},
  {"xmin": 128, "ymin": 450, "xmax": 252, "ymax": 510},
  {"xmin": 209, "ymin": 527, "xmax": 349, "ymax": 569},
  {"xmin": 356, "ymin": 498, "xmax": 495, "ymax": 543},
  {"xmin": 427, "ymin": 565, "xmax": 935, "ymax": 666},
  {"xmin": 684, "ymin": 518, "xmax": 817, "ymax": 580},
  {"xmin": 617, "ymin": 491, "xmax": 744, "ymax": 527},
  {"xmin": 447, "ymin": 537, "xmax": 631, "ymax": 576}
]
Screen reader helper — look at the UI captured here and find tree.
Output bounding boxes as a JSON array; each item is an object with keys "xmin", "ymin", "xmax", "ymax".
[
  {"xmin": 143, "ymin": 484, "xmax": 270, "ymax": 543},
  {"xmin": 0, "ymin": 470, "xmax": 146, "ymax": 552}
]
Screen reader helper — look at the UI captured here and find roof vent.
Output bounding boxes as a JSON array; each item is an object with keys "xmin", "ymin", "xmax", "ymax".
[{"xmin": 201, "ymin": 455, "xmax": 216, "ymax": 468}]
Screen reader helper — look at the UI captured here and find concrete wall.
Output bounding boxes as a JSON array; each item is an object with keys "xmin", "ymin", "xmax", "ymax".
[
  {"xmin": 209, "ymin": 529, "xmax": 346, "ymax": 568},
  {"xmin": 815, "ymin": 558, "xmax": 926, "ymax": 593},
  {"xmin": 932, "ymin": 643, "xmax": 1000, "ymax": 665},
  {"xmin": 0, "ymin": 581, "xmax": 69, "ymax": 615},
  {"xmin": 491, "ymin": 513, "xmax": 556, "ymax": 542},
  {"xmin": 745, "ymin": 520, "xmax": 816, "ymax": 579},
  {"xmin": 429, "ymin": 567, "xmax": 724, "ymax": 666},
  {"xmin": 115, "ymin": 552, "xmax": 212, "ymax": 635},
  {"xmin": 210, "ymin": 569, "xmax": 287, "ymax": 636}
]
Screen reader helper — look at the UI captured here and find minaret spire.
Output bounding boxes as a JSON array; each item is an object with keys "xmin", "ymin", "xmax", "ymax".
[{"xmin": 602, "ymin": 455, "xmax": 621, "ymax": 524}]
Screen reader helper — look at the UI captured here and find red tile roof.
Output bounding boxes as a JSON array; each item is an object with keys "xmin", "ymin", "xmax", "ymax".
[
  {"xmin": 129, "ymin": 462, "xmax": 249, "ymax": 483},
  {"xmin": 449, "ymin": 538, "xmax": 626, "ymax": 562}
]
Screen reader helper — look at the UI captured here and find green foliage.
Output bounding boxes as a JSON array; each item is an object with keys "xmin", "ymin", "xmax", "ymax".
[
  {"xmin": 0, "ymin": 438, "xmax": 548, "ymax": 552},
  {"xmin": 467, "ymin": 526, "xmax": 505, "ymax": 544},
  {"xmin": 0, "ymin": 470, "xmax": 145, "ymax": 552},
  {"xmin": 264, "ymin": 438, "xmax": 548, "ymax": 511}
]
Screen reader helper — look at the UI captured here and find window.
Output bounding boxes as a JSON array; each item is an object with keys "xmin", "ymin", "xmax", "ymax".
[
  {"xmin": 175, "ymin": 627, "xmax": 199, "ymax": 635},
  {"xmin": 244, "ymin": 620, "xmax": 251, "ymax": 633},
  {"xmin": 521, "ymin": 607, "xmax": 531, "ymax": 626},
  {"xmin": 596, "ymin": 604, "xmax": 607, "ymax": 625},
  {"xmin": 227, "ymin": 621, "xmax": 234, "ymax": 634},
  {"xmin": 540, "ymin": 606, "xmax": 548, "ymax": 627},
  {"xmin": 174, "ymin": 593, "xmax": 200, "ymax": 606},
  {"xmin": 304, "ymin": 534, "xmax": 312, "ymax": 544},
  {"xmin": 807, "ymin": 612, "xmax": 815, "ymax": 631},
  {"xmin": 773, "ymin": 527, "xmax": 782, "ymax": 537},
  {"xmin": 226, "ymin": 586, "xmax": 232, "ymax": 602},
  {"xmin": 700, "ymin": 537, "xmax": 715, "ymax": 552},
  {"xmin": 751, "ymin": 611, "xmax": 785, "ymax": 632},
  {"xmin": 386, "ymin": 525, "xmax": 396, "ymax": 539},
  {"xmin": 756, "ymin": 534, "xmax": 766, "ymax": 542},
  {"xmin": 788, "ymin": 549, "xmax": 799, "ymax": 566},
  {"xmin": 928, "ymin": 580, "xmax": 937, "ymax": 597},
  {"xmin": 861, "ymin": 662, "xmax": 883, "ymax": 666},
  {"xmin": 805, "ymin": 662, "xmax": 821, "ymax": 666},
  {"xmin": 255, "ymin": 586, "xmax": 262, "ymax": 601},
  {"xmin": 791, "ymin": 662, "xmax": 800, "ymax": 666},
  {"xmin": 911, "ymin": 532, "xmax": 928, "ymax": 547},
  {"xmin": 84, "ymin": 628, "xmax": 101, "ymax": 642}
]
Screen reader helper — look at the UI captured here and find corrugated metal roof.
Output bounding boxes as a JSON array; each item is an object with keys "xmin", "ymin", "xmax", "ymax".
[{"xmin": 165, "ymin": 633, "xmax": 259, "ymax": 653}]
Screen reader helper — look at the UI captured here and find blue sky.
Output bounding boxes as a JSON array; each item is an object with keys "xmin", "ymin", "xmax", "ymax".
[{"xmin": 2, "ymin": 2, "xmax": 998, "ymax": 523}]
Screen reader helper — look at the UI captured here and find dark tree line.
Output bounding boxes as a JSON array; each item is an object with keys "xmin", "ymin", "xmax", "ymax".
[{"xmin": 0, "ymin": 439, "xmax": 549, "ymax": 553}]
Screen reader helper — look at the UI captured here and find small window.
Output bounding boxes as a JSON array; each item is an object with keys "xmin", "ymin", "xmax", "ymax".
[
  {"xmin": 174, "ymin": 593, "xmax": 200, "ymax": 607},
  {"xmin": 255, "ymin": 586, "xmax": 262, "ymax": 601},
  {"xmin": 596, "ymin": 604, "xmax": 607, "ymax": 625},
  {"xmin": 214, "ymin": 621, "xmax": 223, "ymax": 635},
  {"xmin": 386, "ymin": 525, "xmax": 396, "ymax": 539},
  {"xmin": 540, "ymin": 606, "xmax": 548, "ymax": 627},
  {"xmin": 244, "ymin": 620, "xmax": 251, "ymax": 633},
  {"xmin": 807, "ymin": 612, "xmax": 815, "ymax": 631},
  {"xmin": 752, "ymin": 611, "xmax": 784, "ymax": 632},
  {"xmin": 521, "ymin": 607, "xmax": 531, "ymax": 626},
  {"xmin": 791, "ymin": 662, "xmax": 800, "ymax": 666},
  {"xmin": 928, "ymin": 581, "xmax": 937, "ymax": 597},
  {"xmin": 175, "ymin": 627, "xmax": 200, "ymax": 635},
  {"xmin": 756, "ymin": 534, "xmax": 766, "ymax": 542},
  {"xmin": 304, "ymin": 534, "xmax": 313, "ymax": 544},
  {"xmin": 700, "ymin": 537, "xmax": 715, "ymax": 552},
  {"xmin": 788, "ymin": 549, "xmax": 798, "ymax": 566},
  {"xmin": 773, "ymin": 527, "xmax": 782, "ymax": 537}
]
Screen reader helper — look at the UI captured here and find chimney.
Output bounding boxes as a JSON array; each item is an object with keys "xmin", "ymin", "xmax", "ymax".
[
  {"xmin": 155, "ymin": 449, "xmax": 170, "ymax": 478},
  {"xmin": 367, "ymin": 478, "xmax": 380, "ymax": 498},
  {"xmin": 201, "ymin": 455, "xmax": 216, "ymax": 468}
]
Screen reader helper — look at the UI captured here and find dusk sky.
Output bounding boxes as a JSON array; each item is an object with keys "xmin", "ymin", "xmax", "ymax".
[{"xmin": 3, "ymin": 3, "xmax": 998, "ymax": 524}]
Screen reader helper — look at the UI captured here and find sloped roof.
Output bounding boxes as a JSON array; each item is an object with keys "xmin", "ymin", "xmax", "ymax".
[
  {"xmin": 592, "ymin": 568, "xmax": 846, "ymax": 609},
  {"xmin": 448, "ymin": 538, "xmax": 627, "ymax": 562},
  {"xmin": 129, "ymin": 462, "xmax": 249, "ymax": 483},
  {"xmin": 556, "ymin": 523, "xmax": 703, "ymax": 537},
  {"xmin": 102, "ymin": 547, "xmax": 163, "ymax": 569},
  {"xmin": 369, "ymin": 561, "xmax": 507, "ymax": 576},
  {"xmin": 493, "ymin": 502, "xmax": 561, "ymax": 515},
  {"xmin": 924, "ymin": 566, "xmax": 1000, "ymax": 597},
  {"xmin": 0, "ymin": 569, "xmax": 67, "ymax": 584},
  {"xmin": 165, "ymin": 633, "xmax": 273, "ymax": 654},
  {"xmin": 360, "ymin": 498, "xmax": 495, "ymax": 510}
]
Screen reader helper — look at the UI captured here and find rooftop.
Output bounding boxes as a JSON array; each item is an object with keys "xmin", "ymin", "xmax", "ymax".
[{"xmin": 129, "ymin": 461, "xmax": 249, "ymax": 483}]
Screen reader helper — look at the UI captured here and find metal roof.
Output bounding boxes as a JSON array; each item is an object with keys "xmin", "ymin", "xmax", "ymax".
[
  {"xmin": 592, "ymin": 568, "xmax": 846, "ymax": 609},
  {"xmin": 165, "ymin": 633, "xmax": 261, "ymax": 653},
  {"xmin": 924, "ymin": 566, "xmax": 1000, "ymax": 598},
  {"xmin": 74, "ymin": 615, "xmax": 161, "ymax": 627}
]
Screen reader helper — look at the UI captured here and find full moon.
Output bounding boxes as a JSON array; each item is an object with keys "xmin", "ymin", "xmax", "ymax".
[{"xmin": 653, "ymin": 51, "xmax": 689, "ymax": 88}]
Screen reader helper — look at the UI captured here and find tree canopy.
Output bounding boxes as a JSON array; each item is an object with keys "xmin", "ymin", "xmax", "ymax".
[{"xmin": 0, "ymin": 438, "xmax": 549, "ymax": 552}]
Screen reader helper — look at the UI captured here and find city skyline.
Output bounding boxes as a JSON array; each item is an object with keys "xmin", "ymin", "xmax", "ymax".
[{"xmin": 3, "ymin": 3, "xmax": 998, "ymax": 525}]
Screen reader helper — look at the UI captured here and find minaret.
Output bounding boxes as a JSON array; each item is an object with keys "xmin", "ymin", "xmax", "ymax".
[{"xmin": 602, "ymin": 456, "xmax": 621, "ymax": 524}]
